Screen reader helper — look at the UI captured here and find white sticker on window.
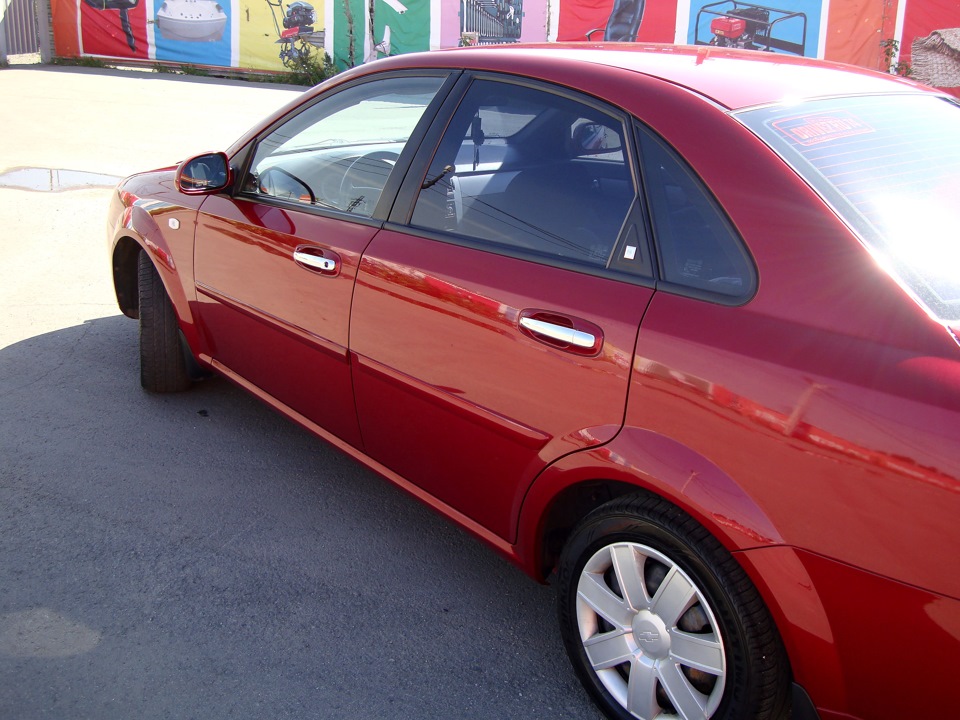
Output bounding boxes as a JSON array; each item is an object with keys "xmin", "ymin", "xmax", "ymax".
[{"xmin": 624, "ymin": 245, "xmax": 637, "ymax": 260}]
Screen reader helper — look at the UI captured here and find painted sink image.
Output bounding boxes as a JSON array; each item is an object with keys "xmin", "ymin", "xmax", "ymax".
[{"xmin": 155, "ymin": 0, "xmax": 226, "ymax": 41}]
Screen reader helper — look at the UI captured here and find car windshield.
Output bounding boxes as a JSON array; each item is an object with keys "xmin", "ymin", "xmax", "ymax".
[{"xmin": 738, "ymin": 94, "xmax": 960, "ymax": 322}]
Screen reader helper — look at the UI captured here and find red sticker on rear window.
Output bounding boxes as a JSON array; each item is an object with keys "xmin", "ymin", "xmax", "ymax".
[{"xmin": 772, "ymin": 112, "xmax": 874, "ymax": 146}]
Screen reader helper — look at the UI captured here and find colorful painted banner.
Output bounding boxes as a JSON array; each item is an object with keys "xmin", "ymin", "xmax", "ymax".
[
  {"xmin": 557, "ymin": 0, "xmax": 676, "ymax": 42},
  {"xmin": 54, "ymin": 0, "xmax": 324, "ymax": 70},
  {"xmin": 78, "ymin": 0, "xmax": 149, "ymax": 59},
  {"xmin": 331, "ymin": 0, "xmax": 430, "ymax": 69},
  {"xmin": 823, "ymin": 0, "xmax": 899, "ymax": 71},
  {"xmin": 46, "ymin": 0, "xmax": 960, "ymax": 95}
]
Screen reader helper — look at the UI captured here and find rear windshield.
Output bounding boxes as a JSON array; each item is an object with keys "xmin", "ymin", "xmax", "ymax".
[{"xmin": 738, "ymin": 94, "xmax": 960, "ymax": 321}]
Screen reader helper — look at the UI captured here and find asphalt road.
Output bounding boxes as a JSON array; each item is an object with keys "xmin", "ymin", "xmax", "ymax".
[{"xmin": 0, "ymin": 67, "xmax": 601, "ymax": 719}]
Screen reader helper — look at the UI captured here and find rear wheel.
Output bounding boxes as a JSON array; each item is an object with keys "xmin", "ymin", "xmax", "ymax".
[
  {"xmin": 557, "ymin": 494, "xmax": 789, "ymax": 720},
  {"xmin": 137, "ymin": 250, "xmax": 191, "ymax": 393}
]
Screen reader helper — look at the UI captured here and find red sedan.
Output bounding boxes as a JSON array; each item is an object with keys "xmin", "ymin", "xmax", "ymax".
[{"xmin": 107, "ymin": 44, "xmax": 960, "ymax": 720}]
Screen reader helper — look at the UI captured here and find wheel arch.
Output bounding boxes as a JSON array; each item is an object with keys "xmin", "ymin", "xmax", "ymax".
[
  {"xmin": 518, "ymin": 426, "xmax": 786, "ymax": 583},
  {"xmin": 517, "ymin": 427, "xmax": 849, "ymax": 714},
  {"xmin": 533, "ymin": 478, "xmax": 643, "ymax": 582},
  {"xmin": 112, "ymin": 229, "xmax": 193, "ymax": 327},
  {"xmin": 112, "ymin": 234, "xmax": 143, "ymax": 319},
  {"xmin": 110, "ymin": 226, "xmax": 207, "ymax": 370}
]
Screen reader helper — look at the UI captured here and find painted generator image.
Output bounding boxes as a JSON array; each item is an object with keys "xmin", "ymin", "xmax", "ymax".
[{"xmin": 694, "ymin": 1, "xmax": 807, "ymax": 56}]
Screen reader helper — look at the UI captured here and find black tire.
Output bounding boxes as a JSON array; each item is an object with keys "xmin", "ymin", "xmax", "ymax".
[
  {"xmin": 137, "ymin": 250, "xmax": 192, "ymax": 393},
  {"xmin": 557, "ymin": 493, "xmax": 789, "ymax": 720}
]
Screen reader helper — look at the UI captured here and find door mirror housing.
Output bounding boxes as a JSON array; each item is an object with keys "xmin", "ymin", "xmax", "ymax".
[
  {"xmin": 177, "ymin": 152, "xmax": 232, "ymax": 194},
  {"xmin": 571, "ymin": 122, "xmax": 622, "ymax": 155}
]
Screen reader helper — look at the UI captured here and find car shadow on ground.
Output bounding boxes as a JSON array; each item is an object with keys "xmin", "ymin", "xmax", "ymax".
[{"xmin": 0, "ymin": 315, "xmax": 597, "ymax": 720}]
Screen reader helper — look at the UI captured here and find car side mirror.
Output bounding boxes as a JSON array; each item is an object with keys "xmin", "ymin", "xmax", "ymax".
[
  {"xmin": 571, "ymin": 122, "xmax": 621, "ymax": 155},
  {"xmin": 176, "ymin": 152, "xmax": 232, "ymax": 194},
  {"xmin": 256, "ymin": 166, "xmax": 316, "ymax": 204}
]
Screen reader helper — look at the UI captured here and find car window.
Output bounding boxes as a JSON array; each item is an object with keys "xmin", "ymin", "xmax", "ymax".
[
  {"xmin": 411, "ymin": 79, "xmax": 641, "ymax": 271},
  {"xmin": 636, "ymin": 122, "xmax": 756, "ymax": 301},
  {"xmin": 244, "ymin": 76, "xmax": 445, "ymax": 217}
]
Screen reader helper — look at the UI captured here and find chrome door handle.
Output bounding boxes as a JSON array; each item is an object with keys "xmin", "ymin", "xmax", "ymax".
[
  {"xmin": 519, "ymin": 317, "xmax": 596, "ymax": 349},
  {"xmin": 293, "ymin": 250, "xmax": 337, "ymax": 272}
]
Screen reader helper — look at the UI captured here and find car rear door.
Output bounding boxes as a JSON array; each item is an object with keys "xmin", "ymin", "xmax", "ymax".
[
  {"xmin": 349, "ymin": 75, "xmax": 656, "ymax": 541},
  {"xmin": 192, "ymin": 73, "xmax": 451, "ymax": 447}
]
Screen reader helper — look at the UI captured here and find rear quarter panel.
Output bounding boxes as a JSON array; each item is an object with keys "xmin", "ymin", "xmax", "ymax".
[{"xmin": 622, "ymin": 79, "xmax": 960, "ymax": 718}]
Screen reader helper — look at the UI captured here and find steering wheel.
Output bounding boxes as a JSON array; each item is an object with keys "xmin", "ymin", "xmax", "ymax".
[{"xmin": 339, "ymin": 151, "xmax": 399, "ymax": 214}]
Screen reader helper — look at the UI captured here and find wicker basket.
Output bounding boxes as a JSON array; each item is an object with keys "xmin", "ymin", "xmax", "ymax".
[{"xmin": 911, "ymin": 28, "xmax": 960, "ymax": 88}]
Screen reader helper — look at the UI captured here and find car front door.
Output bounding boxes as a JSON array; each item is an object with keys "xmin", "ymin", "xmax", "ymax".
[
  {"xmin": 192, "ymin": 73, "xmax": 450, "ymax": 447},
  {"xmin": 349, "ymin": 76, "xmax": 656, "ymax": 540}
]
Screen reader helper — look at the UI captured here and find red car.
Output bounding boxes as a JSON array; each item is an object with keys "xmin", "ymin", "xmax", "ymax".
[{"xmin": 107, "ymin": 44, "xmax": 960, "ymax": 720}]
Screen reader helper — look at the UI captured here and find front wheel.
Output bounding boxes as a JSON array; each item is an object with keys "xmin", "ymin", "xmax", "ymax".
[
  {"xmin": 557, "ymin": 494, "xmax": 789, "ymax": 720},
  {"xmin": 137, "ymin": 250, "xmax": 191, "ymax": 393}
]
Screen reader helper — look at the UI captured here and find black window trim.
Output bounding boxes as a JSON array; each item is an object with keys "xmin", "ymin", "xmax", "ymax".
[{"xmin": 382, "ymin": 220, "xmax": 658, "ymax": 290}]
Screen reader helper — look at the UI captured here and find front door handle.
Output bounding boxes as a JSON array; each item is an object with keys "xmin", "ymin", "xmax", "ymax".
[
  {"xmin": 518, "ymin": 309, "xmax": 604, "ymax": 356},
  {"xmin": 519, "ymin": 317, "xmax": 596, "ymax": 348},
  {"xmin": 294, "ymin": 246, "xmax": 340, "ymax": 276}
]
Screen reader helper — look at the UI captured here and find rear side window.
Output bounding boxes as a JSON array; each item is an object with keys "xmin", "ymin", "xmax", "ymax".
[
  {"xmin": 411, "ymin": 79, "xmax": 644, "ymax": 273},
  {"xmin": 636, "ymin": 123, "xmax": 756, "ymax": 301},
  {"xmin": 739, "ymin": 94, "xmax": 960, "ymax": 321}
]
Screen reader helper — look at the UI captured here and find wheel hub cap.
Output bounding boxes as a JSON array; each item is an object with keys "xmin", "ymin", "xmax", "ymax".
[
  {"xmin": 575, "ymin": 541, "xmax": 728, "ymax": 719},
  {"xmin": 632, "ymin": 610, "xmax": 669, "ymax": 659}
]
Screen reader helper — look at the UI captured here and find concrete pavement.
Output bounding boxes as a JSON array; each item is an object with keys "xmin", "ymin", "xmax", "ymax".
[
  {"xmin": 1, "ymin": 67, "xmax": 302, "ymax": 348},
  {"xmin": 0, "ymin": 66, "xmax": 601, "ymax": 719},
  {"xmin": 1, "ymin": 66, "xmax": 301, "ymax": 177}
]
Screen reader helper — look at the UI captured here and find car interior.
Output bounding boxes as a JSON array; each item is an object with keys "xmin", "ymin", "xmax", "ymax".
[{"xmin": 413, "ymin": 91, "xmax": 636, "ymax": 269}]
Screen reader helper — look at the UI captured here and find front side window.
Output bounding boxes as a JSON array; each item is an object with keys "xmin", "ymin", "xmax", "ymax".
[
  {"xmin": 245, "ymin": 75, "xmax": 445, "ymax": 217},
  {"xmin": 739, "ymin": 94, "xmax": 960, "ymax": 321},
  {"xmin": 411, "ymin": 79, "xmax": 643, "ymax": 272}
]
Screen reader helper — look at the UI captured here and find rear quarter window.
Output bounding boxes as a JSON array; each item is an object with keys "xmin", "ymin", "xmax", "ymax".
[{"xmin": 636, "ymin": 122, "xmax": 757, "ymax": 303}]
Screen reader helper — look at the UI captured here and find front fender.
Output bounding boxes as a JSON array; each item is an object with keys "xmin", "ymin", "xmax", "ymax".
[{"xmin": 108, "ymin": 170, "xmax": 206, "ymax": 357}]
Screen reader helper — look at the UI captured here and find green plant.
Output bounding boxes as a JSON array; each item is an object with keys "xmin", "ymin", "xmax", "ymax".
[
  {"xmin": 880, "ymin": 38, "xmax": 914, "ymax": 77},
  {"xmin": 284, "ymin": 50, "xmax": 338, "ymax": 86},
  {"xmin": 52, "ymin": 55, "xmax": 108, "ymax": 68},
  {"xmin": 178, "ymin": 64, "xmax": 209, "ymax": 76}
]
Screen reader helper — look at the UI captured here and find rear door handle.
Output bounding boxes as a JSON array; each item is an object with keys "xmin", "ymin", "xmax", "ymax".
[{"xmin": 293, "ymin": 246, "xmax": 340, "ymax": 276}]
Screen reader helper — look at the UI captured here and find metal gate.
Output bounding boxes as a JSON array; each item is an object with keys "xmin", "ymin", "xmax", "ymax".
[
  {"xmin": 2, "ymin": 0, "xmax": 41, "ymax": 56},
  {"xmin": 460, "ymin": 0, "xmax": 523, "ymax": 45}
]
